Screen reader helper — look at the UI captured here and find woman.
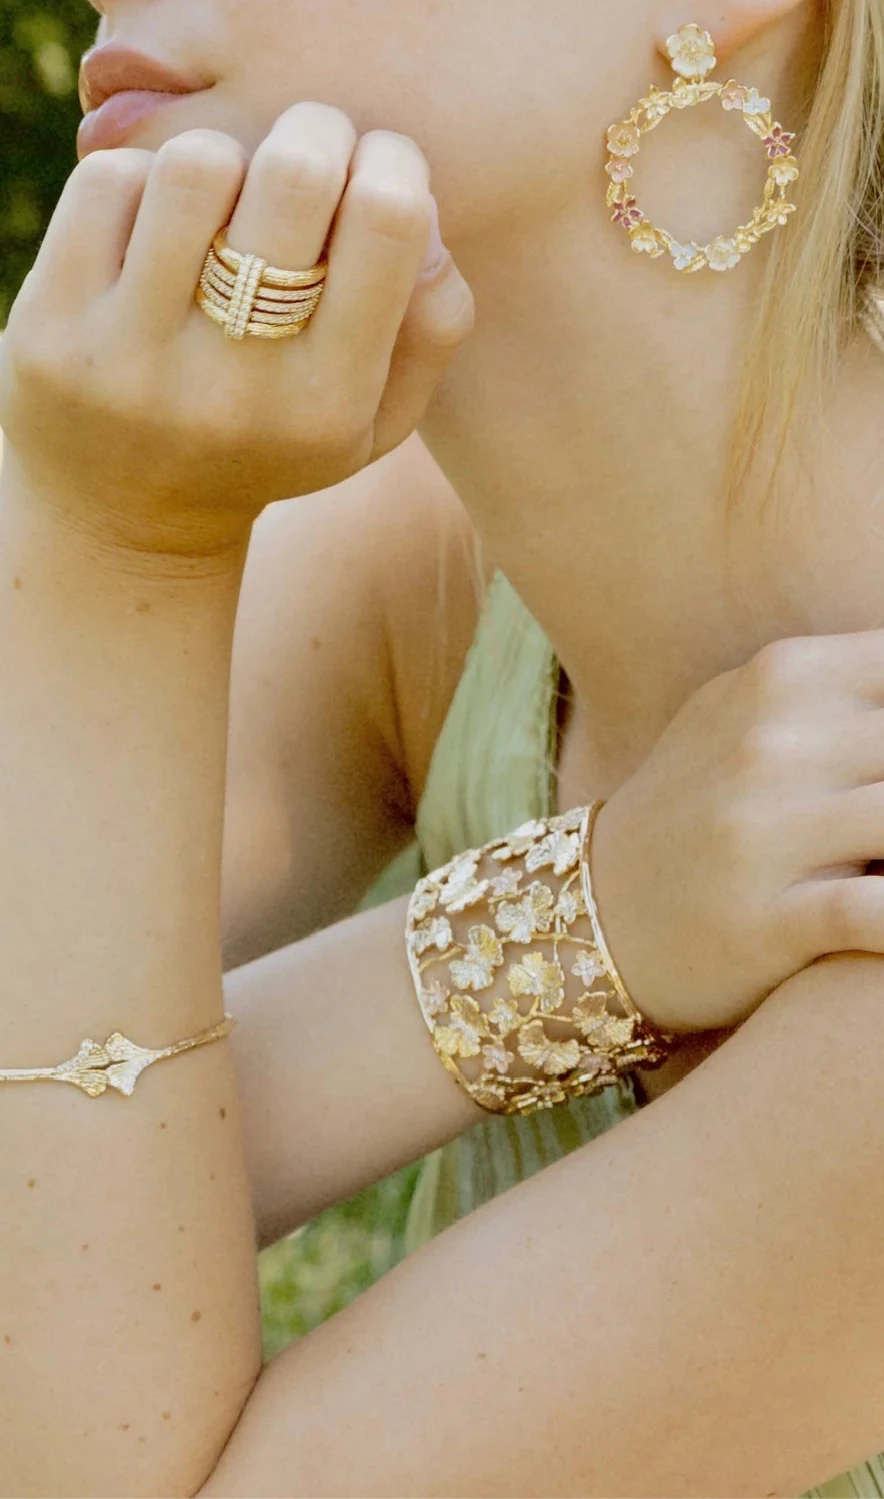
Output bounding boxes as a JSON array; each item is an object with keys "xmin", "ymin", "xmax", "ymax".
[{"xmin": 3, "ymin": 0, "xmax": 884, "ymax": 1494}]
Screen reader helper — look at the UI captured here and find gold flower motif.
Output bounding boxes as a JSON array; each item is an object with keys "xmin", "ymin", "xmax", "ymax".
[
  {"xmin": 642, "ymin": 87, "xmax": 670, "ymax": 123},
  {"xmin": 525, "ymin": 831, "xmax": 581, "ymax": 877},
  {"xmin": 605, "ymin": 156, "xmax": 635, "ymax": 184},
  {"xmin": 437, "ymin": 853, "xmax": 489, "ymax": 913},
  {"xmin": 670, "ymin": 80, "xmax": 704, "ymax": 109},
  {"xmin": 572, "ymin": 996, "xmax": 637, "ymax": 1052},
  {"xmin": 490, "ymin": 820, "xmax": 548, "ymax": 863},
  {"xmin": 554, "ymin": 887, "xmax": 586, "ymax": 924},
  {"xmin": 549, "ymin": 810, "xmax": 584, "ymax": 835},
  {"xmin": 488, "ymin": 996, "xmax": 522, "ymax": 1037},
  {"xmin": 517, "ymin": 1021, "xmax": 582, "ymax": 1078},
  {"xmin": 412, "ymin": 916, "xmax": 454, "ymax": 956},
  {"xmin": 720, "ymin": 80, "xmax": 748, "ymax": 111},
  {"xmin": 423, "ymin": 982, "xmax": 450, "ymax": 1021},
  {"xmin": 571, "ymin": 949, "xmax": 607, "ymax": 986},
  {"xmin": 706, "ymin": 236, "xmax": 741, "ymax": 272},
  {"xmin": 669, "ymin": 240, "xmax": 702, "ymax": 271},
  {"xmin": 490, "ymin": 868, "xmax": 523, "ymax": 899},
  {"xmin": 770, "ymin": 155, "xmax": 799, "ymax": 186},
  {"xmin": 496, "ymin": 882, "xmax": 556, "ymax": 944},
  {"xmin": 630, "ymin": 223, "xmax": 664, "ymax": 257},
  {"xmin": 665, "ymin": 23, "xmax": 716, "ymax": 80},
  {"xmin": 742, "ymin": 86, "xmax": 772, "ymax": 117},
  {"xmin": 606, "ymin": 121, "xmax": 642, "ymax": 158},
  {"xmin": 482, "ymin": 1039, "xmax": 515, "ymax": 1076},
  {"xmin": 434, "ymin": 996, "xmax": 488, "ymax": 1060},
  {"xmin": 449, "ymin": 925, "xmax": 504, "ymax": 992},
  {"xmin": 507, "ymin": 952, "xmax": 565, "ymax": 1012},
  {"xmin": 410, "ymin": 884, "xmax": 439, "ymax": 922}
]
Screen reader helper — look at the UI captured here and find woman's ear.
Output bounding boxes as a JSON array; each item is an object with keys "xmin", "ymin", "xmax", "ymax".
[{"xmin": 656, "ymin": 0, "xmax": 810, "ymax": 66}]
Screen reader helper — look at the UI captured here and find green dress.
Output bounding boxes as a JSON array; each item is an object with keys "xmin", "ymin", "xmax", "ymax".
[{"xmin": 403, "ymin": 570, "xmax": 884, "ymax": 1499}]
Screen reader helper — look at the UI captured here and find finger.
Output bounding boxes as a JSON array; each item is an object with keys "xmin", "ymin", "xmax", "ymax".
[
  {"xmin": 798, "ymin": 874, "xmax": 884, "ymax": 958},
  {"xmin": 119, "ymin": 130, "xmax": 247, "ymax": 341},
  {"xmin": 305, "ymin": 130, "xmax": 434, "ymax": 391},
  {"xmin": 28, "ymin": 149, "xmax": 152, "ymax": 312},
  {"xmin": 371, "ymin": 254, "xmax": 475, "ymax": 460},
  {"xmin": 808, "ymin": 782, "xmax": 884, "ymax": 867},
  {"xmin": 750, "ymin": 631, "xmax": 884, "ymax": 707},
  {"xmin": 826, "ymin": 708, "xmax": 884, "ymax": 788},
  {"xmin": 225, "ymin": 102, "xmax": 357, "ymax": 272}
]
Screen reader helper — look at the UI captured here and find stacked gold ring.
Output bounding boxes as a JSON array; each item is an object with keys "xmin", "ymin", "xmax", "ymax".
[{"xmin": 196, "ymin": 229, "xmax": 328, "ymax": 341}]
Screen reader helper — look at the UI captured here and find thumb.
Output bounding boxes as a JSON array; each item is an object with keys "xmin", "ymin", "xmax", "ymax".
[{"xmin": 370, "ymin": 202, "xmax": 475, "ymax": 460}]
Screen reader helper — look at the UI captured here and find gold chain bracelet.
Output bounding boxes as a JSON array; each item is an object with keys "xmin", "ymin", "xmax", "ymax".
[
  {"xmin": 406, "ymin": 804, "xmax": 676, "ymax": 1116},
  {"xmin": 0, "ymin": 1014, "xmax": 236, "ymax": 1099}
]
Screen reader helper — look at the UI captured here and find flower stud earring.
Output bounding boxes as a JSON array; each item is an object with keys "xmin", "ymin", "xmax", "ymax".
[{"xmin": 604, "ymin": 23, "xmax": 799, "ymax": 274}]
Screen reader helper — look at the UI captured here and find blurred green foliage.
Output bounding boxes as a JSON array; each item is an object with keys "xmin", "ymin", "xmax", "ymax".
[{"xmin": 0, "ymin": 0, "xmax": 96, "ymax": 323}]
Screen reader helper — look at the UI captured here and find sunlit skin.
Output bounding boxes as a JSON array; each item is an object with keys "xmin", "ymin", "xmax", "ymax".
[
  {"xmin": 3, "ymin": 6, "xmax": 884, "ymax": 1496},
  {"xmin": 83, "ymin": 0, "xmax": 884, "ymax": 804}
]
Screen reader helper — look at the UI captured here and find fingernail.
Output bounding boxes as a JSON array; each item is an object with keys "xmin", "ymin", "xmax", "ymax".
[{"xmin": 417, "ymin": 196, "xmax": 449, "ymax": 281}]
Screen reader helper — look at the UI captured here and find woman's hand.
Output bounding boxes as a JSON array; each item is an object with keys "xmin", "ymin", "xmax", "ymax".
[
  {"xmin": 592, "ymin": 632, "xmax": 884, "ymax": 1032},
  {"xmin": 0, "ymin": 103, "xmax": 474, "ymax": 558}
]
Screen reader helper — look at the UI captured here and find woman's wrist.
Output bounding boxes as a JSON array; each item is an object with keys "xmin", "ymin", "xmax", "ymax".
[{"xmin": 0, "ymin": 444, "xmax": 253, "ymax": 580}]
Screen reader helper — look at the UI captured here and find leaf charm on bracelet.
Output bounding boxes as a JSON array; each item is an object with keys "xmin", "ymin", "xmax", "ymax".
[{"xmin": 0, "ymin": 1015, "xmax": 235, "ymax": 1097}]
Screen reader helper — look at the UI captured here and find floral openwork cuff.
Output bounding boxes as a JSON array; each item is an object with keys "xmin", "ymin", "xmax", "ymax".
[{"xmin": 406, "ymin": 805, "xmax": 676, "ymax": 1116}]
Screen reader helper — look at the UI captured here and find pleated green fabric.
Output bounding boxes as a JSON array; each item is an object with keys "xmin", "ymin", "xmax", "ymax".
[{"xmin": 405, "ymin": 570, "xmax": 884, "ymax": 1498}]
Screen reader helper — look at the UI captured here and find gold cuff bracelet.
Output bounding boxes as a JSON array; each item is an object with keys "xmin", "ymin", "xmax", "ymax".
[{"xmin": 406, "ymin": 804, "xmax": 675, "ymax": 1116}]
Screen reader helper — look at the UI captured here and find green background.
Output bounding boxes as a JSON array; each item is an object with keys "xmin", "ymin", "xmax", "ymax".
[
  {"xmin": 0, "ymin": 1, "xmax": 420, "ymax": 1355},
  {"xmin": 0, "ymin": 0, "xmax": 95, "ymax": 324}
]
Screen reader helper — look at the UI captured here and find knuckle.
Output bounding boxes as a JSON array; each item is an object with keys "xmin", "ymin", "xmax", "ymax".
[
  {"xmin": 749, "ymin": 637, "xmax": 814, "ymax": 703},
  {"xmin": 349, "ymin": 179, "xmax": 432, "ymax": 244},
  {"xmin": 154, "ymin": 130, "xmax": 245, "ymax": 194},
  {"xmin": 73, "ymin": 147, "xmax": 152, "ymax": 198},
  {"xmin": 359, "ymin": 128, "xmax": 430, "ymax": 174},
  {"xmin": 253, "ymin": 142, "xmax": 345, "ymax": 199},
  {"xmin": 274, "ymin": 100, "xmax": 358, "ymax": 145}
]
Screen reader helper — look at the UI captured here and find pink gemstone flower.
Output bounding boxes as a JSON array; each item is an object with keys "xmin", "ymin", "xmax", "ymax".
[
  {"xmin": 605, "ymin": 156, "xmax": 634, "ymax": 183},
  {"xmin": 720, "ymin": 81, "xmax": 748, "ymax": 111},
  {"xmin": 611, "ymin": 197, "xmax": 643, "ymax": 230},
  {"xmin": 764, "ymin": 125, "xmax": 795, "ymax": 159}
]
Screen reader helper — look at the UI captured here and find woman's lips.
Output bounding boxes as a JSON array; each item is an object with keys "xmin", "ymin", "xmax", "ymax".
[
  {"xmin": 77, "ymin": 90, "xmax": 200, "ymax": 157},
  {"xmin": 77, "ymin": 43, "xmax": 212, "ymax": 157}
]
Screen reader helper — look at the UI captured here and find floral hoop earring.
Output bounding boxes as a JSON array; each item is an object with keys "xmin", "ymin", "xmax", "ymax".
[{"xmin": 605, "ymin": 23, "xmax": 799, "ymax": 273}]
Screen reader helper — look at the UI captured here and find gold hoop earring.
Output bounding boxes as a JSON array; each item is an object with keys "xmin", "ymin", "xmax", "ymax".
[{"xmin": 604, "ymin": 23, "xmax": 799, "ymax": 273}]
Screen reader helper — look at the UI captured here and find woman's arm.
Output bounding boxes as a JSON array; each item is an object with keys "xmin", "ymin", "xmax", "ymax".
[
  {"xmin": 230, "ymin": 627, "xmax": 884, "ymax": 1244},
  {"xmin": 206, "ymin": 949, "xmax": 884, "ymax": 1499},
  {"xmin": 0, "ymin": 486, "xmax": 262, "ymax": 1498},
  {"xmin": 0, "ymin": 106, "xmax": 471, "ymax": 1499}
]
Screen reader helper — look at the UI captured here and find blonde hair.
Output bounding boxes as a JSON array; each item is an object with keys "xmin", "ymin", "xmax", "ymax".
[{"xmin": 739, "ymin": 0, "xmax": 884, "ymax": 485}]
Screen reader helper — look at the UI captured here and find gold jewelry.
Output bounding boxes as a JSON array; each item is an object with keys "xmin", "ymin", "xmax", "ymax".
[
  {"xmin": 196, "ymin": 229, "xmax": 327, "ymax": 341},
  {"xmin": 406, "ymin": 807, "xmax": 675, "ymax": 1116},
  {"xmin": 0, "ymin": 1013, "xmax": 236, "ymax": 1098},
  {"xmin": 605, "ymin": 23, "xmax": 799, "ymax": 273}
]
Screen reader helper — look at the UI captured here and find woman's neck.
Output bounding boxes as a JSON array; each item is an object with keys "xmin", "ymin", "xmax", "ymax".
[{"xmin": 420, "ymin": 206, "xmax": 884, "ymax": 791}]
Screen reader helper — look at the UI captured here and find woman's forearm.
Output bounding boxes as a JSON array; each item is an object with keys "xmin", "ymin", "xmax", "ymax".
[{"xmin": 0, "ymin": 481, "xmax": 261, "ymax": 1498}]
